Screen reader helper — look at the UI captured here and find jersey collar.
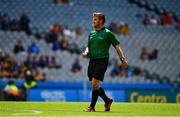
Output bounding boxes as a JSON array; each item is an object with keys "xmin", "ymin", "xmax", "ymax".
[{"xmin": 95, "ymin": 27, "xmax": 105, "ymax": 33}]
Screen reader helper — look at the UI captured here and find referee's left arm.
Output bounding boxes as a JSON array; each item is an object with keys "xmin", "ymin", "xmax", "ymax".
[{"xmin": 114, "ymin": 44, "xmax": 128, "ymax": 69}]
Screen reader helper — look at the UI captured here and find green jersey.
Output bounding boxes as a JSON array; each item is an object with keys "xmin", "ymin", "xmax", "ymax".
[{"xmin": 88, "ymin": 27, "xmax": 120, "ymax": 59}]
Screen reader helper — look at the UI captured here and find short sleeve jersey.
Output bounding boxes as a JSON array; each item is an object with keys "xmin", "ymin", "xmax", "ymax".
[{"xmin": 88, "ymin": 27, "xmax": 120, "ymax": 59}]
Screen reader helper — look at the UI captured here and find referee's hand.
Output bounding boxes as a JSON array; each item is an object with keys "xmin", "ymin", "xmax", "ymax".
[
  {"xmin": 81, "ymin": 52, "xmax": 88, "ymax": 58},
  {"xmin": 121, "ymin": 59, "xmax": 128, "ymax": 70}
]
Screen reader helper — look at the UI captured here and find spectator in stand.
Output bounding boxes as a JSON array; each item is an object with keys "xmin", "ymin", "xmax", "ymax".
[
  {"xmin": 108, "ymin": 58, "xmax": 118, "ymax": 66},
  {"xmin": 161, "ymin": 11, "xmax": 173, "ymax": 26},
  {"xmin": 44, "ymin": 56, "xmax": 50, "ymax": 67},
  {"xmin": 24, "ymin": 54, "xmax": 32, "ymax": 67},
  {"xmin": 13, "ymin": 40, "xmax": 25, "ymax": 54},
  {"xmin": 111, "ymin": 60, "xmax": 126, "ymax": 78},
  {"xmin": 50, "ymin": 24, "xmax": 59, "ymax": 33},
  {"xmin": 125, "ymin": 66, "xmax": 134, "ymax": 78},
  {"xmin": 118, "ymin": 22, "xmax": 129, "ymax": 36},
  {"xmin": 60, "ymin": 37, "xmax": 69, "ymax": 50},
  {"xmin": 48, "ymin": 56, "xmax": 62, "ymax": 69},
  {"xmin": 27, "ymin": 41, "xmax": 40, "ymax": 55},
  {"xmin": 71, "ymin": 58, "xmax": 82, "ymax": 73},
  {"xmin": 52, "ymin": 40, "xmax": 60, "ymax": 52},
  {"xmin": 18, "ymin": 64, "xmax": 27, "ymax": 78},
  {"xmin": 34, "ymin": 55, "xmax": 51, "ymax": 68},
  {"xmin": 110, "ymin": 60, "xmax": 121, "ymax": 77},
  {"xmin": 140, "ymin": 47, "xmax": 148, "ymax": 61},
  {"xmin": 38, "ymin": 55, "xmax": 46, "ymax": 68},
  {"xmin": 24, "ymin": 54, "xmax": 37, "ymax": 69},
  {"xmin": 75, "ymin": 27, "xmax": 81, "ymax": 37},
  {"xmin": 134, "ymin": 66, "xmax": 142, "ymax": 76},
  {"xmin": 19, "ymin": 12, "xmax": 31, "ymax": 34},
  {"xmin": 108, "ymin": 22, "xmax": 118, "ymax": 34},
  {"xmin": 143, "ymin": 14, "xmax": 151, "ymax": 25},
  {"xmin": 1, "ymin": 54, "xmax": 14, "ymax": 78},
  {"xmin": 45, "ymin": 24, "xmax": 59, "ymax": 43},
  {"xmin": 0, "ymin": 62, "xmax": 9, "ymax": 78},
  {"xmin": 0, "ymin": 14, "xmax": 9, "ymax": 31},
  {"xmin": 11, "ymin": 61, "xmax": 20, "ymax": 78},
  {"xmin": 45, "ymin": 31, "xmax": 58, "ymax": 43},
  {"xmin": 58, "ymin": 25, "xmax": 65, "ymax": 37},
  {"xmin": 140, "ymin": 48, "xmax": 158, "ymax": 61},
  {"xmin": 10, "ymin": 17, "xmax": 19, "ymax": 31},
  {"xmin": 133, "ymin": 66, "xmax": 142, "ymax": 82},
  {"xmin": 0, "ymin": 53, "xmax": 18, "ymax": 78},
  {"xmin": 148, "ymin": 49, "xmax": 159, "ymax": 60},
  {"xmin": 34, "ymin": 68, "xmax": 46, "ymax": 81},
  {"xmin": 149, "ymin": 15, "xmax": 158, "ymax": 25},
  {"xmin": 31, "ymin": 56, "xmax": 38, "ymax": 69},
  {"xmin": 63, "ymin": 26, "xmax": 76, "ymax": 38},
  {"xmin": 119, "ymin": 69, "xmax": 126, "ymax": 78},
  {"xmin": 176, "ymin": 19, "xmax": 180, "ymax": 31},
  {"xmin": 53, "ymin": 0, "xmax": 69, "ymax": 4}
]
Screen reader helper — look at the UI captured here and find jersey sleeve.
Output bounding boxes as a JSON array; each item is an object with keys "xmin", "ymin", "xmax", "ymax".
[{"xmin": 109, "ymin": 32, "xmax": 120, "ymax": 47}]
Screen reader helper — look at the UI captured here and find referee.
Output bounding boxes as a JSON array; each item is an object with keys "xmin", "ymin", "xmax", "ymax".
[{"xmin": 82, "ymin": 12, "xmax": 128, "ymax": 112}]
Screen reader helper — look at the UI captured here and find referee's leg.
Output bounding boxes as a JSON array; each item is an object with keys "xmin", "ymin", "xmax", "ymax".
[
  {"xmin": 90, "ymin": 78, "xmax": 100, "ymax": 109},
  {"xmin": 88, "ymin": 77, "xmax": 113, "ymax": 111},
  {"xmin": 85, "ymin": 77, "xmax": 99, "ymax": 112}
]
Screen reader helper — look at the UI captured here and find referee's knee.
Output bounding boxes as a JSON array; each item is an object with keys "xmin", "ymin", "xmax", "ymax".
[
  {"xmin": 91, "ymin": 79, "xmax": 100, "ymax": 89},
  {"xmin": 91, "ymin": 83, "xmax": 99, "ymax": 89}
]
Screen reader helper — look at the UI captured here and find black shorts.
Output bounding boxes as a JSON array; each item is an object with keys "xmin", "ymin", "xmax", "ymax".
[{"xmin": 88, "ymin": 58, "xmax": 108, "ymax": 81}]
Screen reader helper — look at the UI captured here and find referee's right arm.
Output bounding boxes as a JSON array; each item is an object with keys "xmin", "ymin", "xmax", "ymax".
[{"xmin": 82, "ymin": 47, "xmax": 89, "ymax": 58}]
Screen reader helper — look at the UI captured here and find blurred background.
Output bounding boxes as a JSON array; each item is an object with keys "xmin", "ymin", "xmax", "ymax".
[{"xmin": 0, "ymin": 0, "xmax": 180, "ymax": 103}]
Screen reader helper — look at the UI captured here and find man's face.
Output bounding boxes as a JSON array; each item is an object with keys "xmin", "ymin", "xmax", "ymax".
[{"xmin": 92, "ymin": 16, "xmax": 101, "ymax": 28}]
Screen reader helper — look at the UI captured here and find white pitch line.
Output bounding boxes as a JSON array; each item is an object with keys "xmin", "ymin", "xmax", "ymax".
[
  {"xmin": 31, "ymin": 110, "xmax": 43, "ymax": 114},
  {"xmin": 12, "ymin": 109, "xmax": 43, "ymax": 115}
]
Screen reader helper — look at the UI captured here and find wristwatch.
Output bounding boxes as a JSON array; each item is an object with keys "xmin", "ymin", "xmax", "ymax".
[{"xmin": 120, "ymin": 57, "xmax": 125, "ymax": 61}]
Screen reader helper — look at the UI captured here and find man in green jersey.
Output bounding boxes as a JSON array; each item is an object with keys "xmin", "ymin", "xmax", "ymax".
[{"xmin": 82, "ymin": 12, "xmax": 128, "ymax": 112}]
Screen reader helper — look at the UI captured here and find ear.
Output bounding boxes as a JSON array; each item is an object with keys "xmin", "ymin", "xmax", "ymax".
[{"xmin": 100, "ymin": 20, "xmax": 104, "ymax": 25}]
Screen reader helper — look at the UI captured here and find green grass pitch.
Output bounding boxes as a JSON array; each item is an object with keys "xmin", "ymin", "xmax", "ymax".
[{"xmin": 0, "ymin": 102, "xmax": 180, "ymax": 117}]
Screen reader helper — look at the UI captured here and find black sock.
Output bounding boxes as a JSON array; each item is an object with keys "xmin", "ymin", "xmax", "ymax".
[
  {"xmin": 90, "ymin": 89, "xmax": 99, "ymax": 108},
  {"xmin": 99, "ymin": 87, "xmax": 110, "ymax": 103}
]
